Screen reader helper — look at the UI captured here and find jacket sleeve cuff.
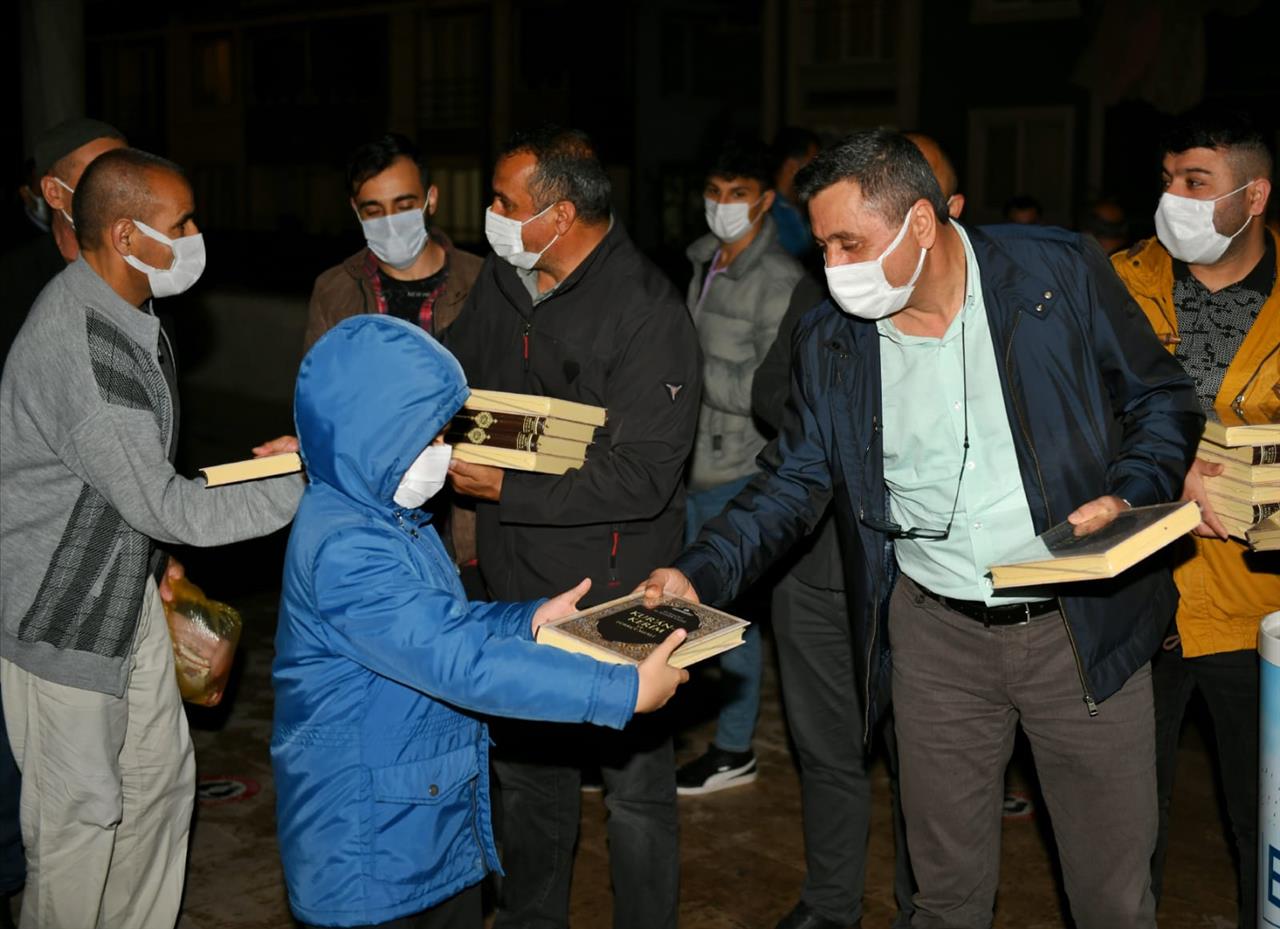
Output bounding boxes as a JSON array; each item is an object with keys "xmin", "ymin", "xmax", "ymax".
[
  {"xmin": 585, "ymin": 663, "xmax": 638, "ymax": 730},
  {"xmin": 673, "ymin": 551, "xmax": 728, "ymax": 607},
  {"xmin": 1108, "ymin": 474, "xmax": 1162, "ymax": 509}
]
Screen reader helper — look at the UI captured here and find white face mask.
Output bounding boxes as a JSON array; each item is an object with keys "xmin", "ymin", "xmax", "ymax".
[
  {"xmin": 393, "ymin": 443, "xmax": 453, "ymax": 509},
  {"xmin": 1154, "ymin": 180, "xmax": 1256, "ymax": 265},
  {"xmin": 704, "ymin": 196, "xmax": 762, "ymax": 244},
  {"xmin": 484, "ymin": 203, "xmax": 559, "ymax": 270},
  {"xmin": 53, "ymin": 176, "xmax": 75, "ymax": 227},
  {"xmin": 122, "ymin": 219, "xmax": 207, "ymax": 299},
  {"xmin": 358, "ymin": 207, "xmax": 429, "ymax": 270},
  {"xmin": 824, "ymin": 210, "xmax": 926, "ymax": 321}
]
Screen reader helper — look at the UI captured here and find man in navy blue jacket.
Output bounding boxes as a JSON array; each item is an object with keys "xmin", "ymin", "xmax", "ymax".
[{"xmin": 643, "ymin": 130, "xmax": 1201, "ymax": 929}]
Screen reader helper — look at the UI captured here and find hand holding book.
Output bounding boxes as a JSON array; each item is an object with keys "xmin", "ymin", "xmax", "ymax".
[
  {"xmin": 1064, "ymin": 494, "xmax": 1131, "ymax": 537},
  {"xmin": 1180, "ymin": 457, "xmax": 1231, "ymax": 540},
  {"xmin": 533, "ymin": 576, "xmax": 691, "ymax": 713}
]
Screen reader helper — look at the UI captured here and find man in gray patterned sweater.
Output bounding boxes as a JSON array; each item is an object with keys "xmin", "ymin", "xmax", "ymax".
[{"xmin": 0, "ymin": 148, "xmax": 302, "ymax": 929}]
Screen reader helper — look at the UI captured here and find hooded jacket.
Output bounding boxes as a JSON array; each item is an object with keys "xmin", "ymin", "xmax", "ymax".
[
  {"xmin": 676, "ymin": 224, "xmax": 1201, "ymax": 738},
  {"xmin": 271, "ymin": 316, "xmax": 638, "ymax": 927},
  {"xmin": 1112, "ymin": 230, "xmax": 1280, "ymax": 656}
]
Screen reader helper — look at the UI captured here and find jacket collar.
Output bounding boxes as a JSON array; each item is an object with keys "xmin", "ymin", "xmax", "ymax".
[
  {"xmin": 966, "ymin": 224, "xmax": 1062, "ymax": 324},
  {"xmin": 65, "ymin": 257, "xmax": 160, "ymax": 347},
  {"xmin": 492, "ymin": 216, "xmax": 627, "ymax": 312},
  {"xmin": 686, "ymin": 214, "xmax": 781, "ymax": 281}
]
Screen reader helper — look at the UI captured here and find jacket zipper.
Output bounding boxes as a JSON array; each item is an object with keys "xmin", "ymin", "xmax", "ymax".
[
  {"xmin": 861, "ymin": 415, "xmax": 880, "ymax": 742},
  {"xmin": 468, "ymin": 764, "xmax": 485, "ymax": 869},
  {"xmin": 608, "ymin": 526, "xmax": 620, "ymax": 588},
  {"xmin": 521, "ymin": 322, "xmax": 531, "ymax": 372},
  {"xmin": 1004, "ymin": 314, "xmax": 1098, "ymax": 717},
  {"xmin": 1229, "ymin": 342, "xmax": 1279, "ymax": 416}
]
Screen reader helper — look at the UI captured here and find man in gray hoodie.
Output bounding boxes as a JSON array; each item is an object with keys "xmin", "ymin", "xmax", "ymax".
[
  {"xmin": 0, "ymin": 148, "xmax": 302, "ymax": 929},
  {"xmin": 677, "ymin": 137, "xmax": 803, "ymax": 794}
]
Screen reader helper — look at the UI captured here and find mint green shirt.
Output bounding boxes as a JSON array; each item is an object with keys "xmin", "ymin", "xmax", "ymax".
[{"xmin": 877, "ymin": 223, "xmax": 1044, "ymax": 605}]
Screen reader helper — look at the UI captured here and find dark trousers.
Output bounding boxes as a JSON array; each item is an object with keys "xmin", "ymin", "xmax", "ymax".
[
  {"xmin": 1151, "ymin": 641, "xmax": 1259, "ymax": 929},
  {"xmin": 300, "ymin": 882, "xmax": 481, "ymax": 929},
  {"xmin": 0, "ymin": 687, "xmax": 23, "ymax": 897},
  {"xmin": 773, "ymin": 572, "xmax": 915, "ymax": 928},
  {"xmin": 490, "ymin": 715, "xmax": 678, "ymax": 929}
]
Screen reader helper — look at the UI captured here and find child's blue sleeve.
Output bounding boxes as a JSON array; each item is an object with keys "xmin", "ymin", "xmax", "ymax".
[
  {"xmin": 309, "ymin": 527, "xmax": 637, "ymax": 729},
  {"xmin": 468, "ymin": 599, "xmax": 544, "ymax": 641}
]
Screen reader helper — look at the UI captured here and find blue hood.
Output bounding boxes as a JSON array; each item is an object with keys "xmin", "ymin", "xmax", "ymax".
[{"xmin": 294, "ymin": 316, "xmax": 468, "ymax": 510}]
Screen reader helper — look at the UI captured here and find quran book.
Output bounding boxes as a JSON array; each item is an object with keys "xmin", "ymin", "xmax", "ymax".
[
  {"xmin": 1202, "ymin": 408, "xmax": 1280, "ymax": 447},
  {"xmin": 988, "ymin": 502, "xmax": 1200, "ymax": 588},
  {"xmin": 536, "ymin": 594, "xmax": 749, "ymax": 669},
  {"xmin": 464, "ymin": 389, "xmax": 607, "ymax": 428},
  {"xmin": 1196, "ymin": 440, "xmax": 1280, "ymax": 468},
  {"xmin": 446, "ymin": 426, "xmax": 589, "ymax": 461},
  {"xmin": 1203, "ymin": 474, "xmax": 1280, "ymax": 506},
  {"xmin": 1247, "ymin": 514, "xmax": 1280, "ymax": 552},
  {"xmin": 1204, "ymin": 490, "xmax": 1280, "ymax": 527},
  {"xmin": 451, "ymin": 442, "xmax": 583, "ymax": 475},
  {"xmin": 451, "ymin": 410, "xmax": 600, "ymax": 443},
  {"xmin": 1195, "ymin": 445, "xmax": 1280, "ymax": 485},
  {"xmin": 199, "ymin": 453, "xmax": 302, "ymax": 487}
]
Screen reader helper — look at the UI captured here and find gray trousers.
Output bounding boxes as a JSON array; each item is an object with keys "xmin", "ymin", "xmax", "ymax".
[
  {"xmin": 0, "ymin": 580, "xmax": 195, "ymax": 929},
  {"xmin": 889, "ymin": 576, "xmax": 1157, "ymax": 929},
  {"xmin": 773, "ymin": 571, "xmax": 914, "ymax": 927}
]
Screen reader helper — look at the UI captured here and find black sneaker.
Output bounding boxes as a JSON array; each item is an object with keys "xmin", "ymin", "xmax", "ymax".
[{"xmin": 675, "ymin": 745, "xmax": 757, "ymax": 795}]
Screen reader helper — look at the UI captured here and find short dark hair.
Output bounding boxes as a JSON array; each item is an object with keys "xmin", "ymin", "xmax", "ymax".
[
  {"xmin": 347, "ymin": 133, "xmax": 429, "ymax": 198},
  {"xmin": 707, "ymin": 136, "xmax": 774, "ymax": 190},
  {"xmin": 74, "ymin": 148, "xmax": 185, "ymax": 248},
  {"xmin": 499, "ymin": 125, "xmax": 612, "ymax": 224},
  {"xmin": 794, "ymin": 128, "xmax": 949, "ymax": 226},
  {"xmin": 772, "ymin": 126, "xmax": 820, "ymax": 165},
  {"xmin": 1160, "ymin": 105, "xmax": 1274, "ymax": 185}
]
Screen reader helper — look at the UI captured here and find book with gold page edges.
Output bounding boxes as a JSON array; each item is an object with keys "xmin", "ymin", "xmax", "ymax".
[
  {"xmin": 988, "ymin": 501, "xmax": 1200, "ymax": 588},
  {"xmin": 536, "ymin": 594, "xmax": 749, "ymax": 669}
]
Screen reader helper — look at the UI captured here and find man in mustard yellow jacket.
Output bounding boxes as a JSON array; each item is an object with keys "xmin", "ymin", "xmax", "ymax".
[{"xmin": 1112, "ymin": 107, "xmax": 1278, "ymax": 929}]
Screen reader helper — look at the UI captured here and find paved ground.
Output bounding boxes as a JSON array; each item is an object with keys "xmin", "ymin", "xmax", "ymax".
[{"xmin": 168, "ymin": 583, "xmax": 1237, "ymax": 929}]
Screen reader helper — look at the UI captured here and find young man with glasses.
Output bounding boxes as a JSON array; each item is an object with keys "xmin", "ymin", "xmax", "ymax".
[{"xmin": 641, "ymin": 129, "xmax": 1202, "ymax": 929}]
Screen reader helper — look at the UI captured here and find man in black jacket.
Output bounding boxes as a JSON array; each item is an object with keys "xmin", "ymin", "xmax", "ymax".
[
  {"xmin": 643, "ymin": 130, "xmax": 1201, "ymax": 929},
  {"xmin": 445, "ymin": 126, "xmax": 700, "ymax": 929}
]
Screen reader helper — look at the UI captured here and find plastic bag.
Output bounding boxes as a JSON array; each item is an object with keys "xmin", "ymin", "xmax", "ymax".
[{"xmin": 163, "ymin": 576, "xmax": 242, "ymax": 706}]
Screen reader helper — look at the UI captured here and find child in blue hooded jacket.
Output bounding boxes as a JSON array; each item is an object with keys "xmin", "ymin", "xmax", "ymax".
[{"xmin": 271, "ymin": 316, "xmax": 687, "ymax": 929}]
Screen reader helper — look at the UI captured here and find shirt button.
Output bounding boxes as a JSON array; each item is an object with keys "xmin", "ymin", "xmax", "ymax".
[
  {"xmin": 966, "ymin": 461, "xmax": 976, "ymax": 470},
  {"xmin": 973, "ymin": 521, "xmax": 983, "ymax": 529},
  {"xmin": 429, "ymin": 784, "xmax": 440, "ymax": 797},
  {"xmin": 953, "ymin": 401, "xmax": 962, "ymax": 411},
  {"xmin": 1043, "ymin": 290, "xmax": 1053, "ymax": 299}
]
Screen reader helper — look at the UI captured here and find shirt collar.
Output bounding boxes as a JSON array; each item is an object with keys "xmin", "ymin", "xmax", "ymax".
[{"xmin": 876, "ymin": 221, "xmax": 976, "ymax": 345}]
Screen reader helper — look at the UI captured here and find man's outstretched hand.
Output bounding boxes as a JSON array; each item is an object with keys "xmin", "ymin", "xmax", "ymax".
[
  {"xmin": 635, "ymin": 567, "xmax": 700, "ymax": 607},
  {"xmin": 252, "ymin": 435, "xmax": 299, "ymax": 457}
]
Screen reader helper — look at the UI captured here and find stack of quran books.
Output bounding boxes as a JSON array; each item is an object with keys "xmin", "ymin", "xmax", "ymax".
[
  {"xmin": 448, "ymin": 389, "xmax": 606, "ymax": 475},
  {"xmin": 1248, "ymin": 513, "xmax": 1280, "ymax": 552},
  {"xmin": 1199, "ymin": 409, "xmax": 1280, "ymax": 541}
]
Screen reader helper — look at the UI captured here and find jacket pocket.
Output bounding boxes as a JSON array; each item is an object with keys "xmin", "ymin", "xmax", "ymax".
[{"xmin": 369, "ymin": 745, "xmax": 481, "ymax": 885}]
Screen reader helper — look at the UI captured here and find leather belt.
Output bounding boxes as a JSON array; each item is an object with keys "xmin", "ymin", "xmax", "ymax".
[{"xmin": 918, "ymin": 585, "xmax": 1058, "ymax": 626}]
